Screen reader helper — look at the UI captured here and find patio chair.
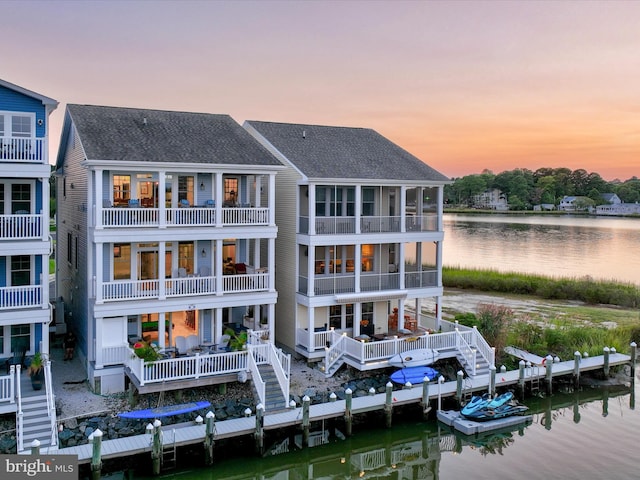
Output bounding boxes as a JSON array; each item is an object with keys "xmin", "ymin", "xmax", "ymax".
[
  {"xmin": 198, "ymin": 265, "xmax": 210, "ymax": 277},
  {"xmin": 128, "ymin": 199, "xmax": 140, "ymax": 208},
  {"xmin": 186, "ymin": 335, "xmax": 199, "ymax": 351},
  {"xmin": 175, "ymin": 336, "xmax": 188, "ymax": 356},
  {"xmin": 205, "ymin": 199, "xmax": 215, "ymax": 208},
  {"xmin": 179, "ymin": 199, "xmax": 190, "ymax": 207},
  {"xmin": 218, "ymin": 334, "xmax": 231, "ymax": 352},
  {"xmin": 5, "ymin": 344, "xmax": 27, "ymax": 374},
  {"xmin": 234, "ymin": 263, "xmax": 247, "ymax": 274}
]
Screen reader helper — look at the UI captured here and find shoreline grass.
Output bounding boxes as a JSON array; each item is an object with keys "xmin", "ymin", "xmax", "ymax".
[{"xmin": 443, "ymin": 266, "xmax": 640, "ymax": 308}]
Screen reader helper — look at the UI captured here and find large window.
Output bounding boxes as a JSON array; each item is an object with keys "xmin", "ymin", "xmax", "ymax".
[
  {"xmin": 362, "ymin": 188, "xmax": 375, "ymax": 216},
  {"xmin": 11, "ymin": 116, "xmax": 32, "ymax": 138},
  {"xmin": 316, "ymin": 186, "xmax": 355, "ymax": 217},
  {"xmin": 113, "ymin": 244, "xmax": 131, "ymax": 280},
  {"xmin": 315, "ymin": 245, "xmax": 355, "ymax": 275},
  {"xmin": 360, "ymin": 302, "xmax": 374, "ymax": 335},
  {"xmin": 178, "ymin": 242, "xmax": 194, "ymax": 275},
  {"xmin": 361, "ymin": 244, "xmax": 374, "ymax": 272},
  {"xmin": 224, "ymin": 178, "xmax": 238, "ymax": 205},
  {"xmin": 11, "ymin": 325, "xmax": 30, "ymax": 351},
  {"xmin": 178, "ymin": 176, "xmax": 194, "ymax": 206},
  {"xmin": 11, "ymin": 184, "xmax": 30, "ymax": 213},
  {"xmin": 329, "ymin": 304, "xmax": 354, "ymax": 329}
]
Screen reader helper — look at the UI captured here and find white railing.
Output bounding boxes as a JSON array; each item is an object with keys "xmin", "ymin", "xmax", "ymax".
[
  {"xmin": 456, "ymin": 329, "xmax": 476, "ymax": 376},
  {"xmin": 222, "ymin": 272, "xmax": 269, "ymax": 293},
  {"xmin": 266, "ymin": 344, "xmax": 290, "ymax": 407},
  {"xmin": 312, "ymin": 275, "xmax": 356, "ymax": 295},
  {"xmin": 98, "ymin": 344, "xmax": 130, "ymax": 368},
  {"xmin": 0, "ymin": 214, "xmax": 43, "ymax": 239},
  {"xmin": 325, "ymin": 333, "xmax": 348, "ymax": 375},
  {"xmin": 0, "ymin": 285, "xmax": 42, "ymax": 309},
  {"xmin": 166, "ymin": 207, "xmax": 216, "ymax": 226},
  {"xmin": 360, "ymin": 216, "xmax": 402, "ymax": 233},
  {"xmin": 352, "ymin": 447, "xmax": 387, "ymax": 472},
  {"xmin": 0, "ymin": 137, "xmax": 45, "ymax": 163},
  {"xmin": 43, "ymin": 360, "xmax": 58, "ymax": 447},
  {"xmin": 222, "ymin": 207, "xmax": 269, "ymax": 225},
  {"xmin": 102, "ymin": 207, "xmax": 159, "ymax": 226},
  {"xmin": 16, "ymin": 365, "xmax": 23, "ymax": 452},
  {"xmin": 471, "ymin": 326, "xmax": 495, "ymax": 368},
  {"xmin": 101, "ymin": 279, "xmax": 159, "ymax": 301},
  {"xmin": 125, "ymin": 347, "xmax": 248, "ymax": 386},
  {"xmin": 296, "ymin": 328, "xmax": 352, "ymax": 351},
  {"xmin": 404, "ymin": 269, "xmax": 438, "ymax": 288},
  {"xmin": 247, "ymin": 349, "xmax": 265, "ymax": 407},
  {"xmin": 166, "ymin": 276, "xmax": 216, "ymax": 297},
  {"xmin": 316, "ymin": 217, "xmax": 356, "ymax": 235},
  {"xmin": 360, "ymin": 273, "xmax": 400, "ymax": 292},
  {"xmin": 0, "ymin": 367, "xmax": 15, "ymax": 404}
]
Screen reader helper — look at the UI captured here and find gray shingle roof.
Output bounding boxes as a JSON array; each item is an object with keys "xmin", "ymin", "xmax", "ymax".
[
  {"xmin": 66, "ymin": 105, "xmax": 281, "ymax": 166},
  {"xmin": 245, "ymin": 120, "xmax": 449, "ymax": 182}
]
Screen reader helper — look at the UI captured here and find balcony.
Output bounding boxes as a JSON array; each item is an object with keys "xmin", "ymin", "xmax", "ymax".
[
  {"xmin": 99, "ymin": 272, "xmax": 269, "ymax": 302},
  {"xmin": 298, "ymin": 270, "xmax": 436, "ymax": 296},
  {"xmin": 0, "ymin": 285, "xmax": 43, "ymax": 310},
  {"xmin": 100, "ymin": 206, "xmax": 268, "ymax": 228},
  {"xmin": 0, "ymin": 137, "xmax": 45, "ymax": 163},
  {"xmin": 0, "ymin": 214, "xmax": 43, "ymax": 240}
]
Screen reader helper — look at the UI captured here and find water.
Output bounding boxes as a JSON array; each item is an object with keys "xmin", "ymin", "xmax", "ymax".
[{"xmin": 442, "ymin": 214, "xmax": 640, "ymax": 285}]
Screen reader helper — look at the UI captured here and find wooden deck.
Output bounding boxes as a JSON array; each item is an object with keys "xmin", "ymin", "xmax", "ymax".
[{"xmin": 38, "ymin": 352, "xmax": 631, "ymax": 463}]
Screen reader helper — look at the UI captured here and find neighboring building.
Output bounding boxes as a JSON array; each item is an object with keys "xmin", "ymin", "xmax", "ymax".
[
  {"xmin": 533, "ymin": 204, "xmax": 555, "ymax": 211},
  {"xmin": 472, "ymin": 189, "xmax": 508, "ymax": 210},
  {"xmin": 558, "ymin": 195, "xmax": 592, "ymax": 212},
  {"xmin": 596, "ymin": 202, "xmax": 640, "ymax": 216},
  {"xmin": 56, "ymin": 105, "xmax": 287, "ymax": 396},
  {"xmin": 600, "ymin": 193, "xmax": 622, "ymax": 205},
  {"xmin": 0, "ymin": 79, "xmax": 57, "ymax": 367},
  {"xmin": 245, "ymin": 121, "xmax": 451, "ymax": 372}
]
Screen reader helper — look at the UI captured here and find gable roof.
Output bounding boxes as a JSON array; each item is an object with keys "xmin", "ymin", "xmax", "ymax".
[
  {"xmin": 0, "ymin": 79, "xmax": 58, "ymax": 107},
  {"xmin": 60, "ymin": 104, "xmax": 282, "ymax": 167},
  {"xmin": 245, "ymin": 120, "xmax": 449, "ymax": 183}
]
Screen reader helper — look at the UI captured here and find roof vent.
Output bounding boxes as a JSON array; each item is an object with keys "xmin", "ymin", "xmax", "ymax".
[
  {"xmin": 142, "ymin": 117, "xmax": 147, "ymax": 125},
  {"xmin": 302, "ymin": 130, "xmax": 306, "ymax": 139}
]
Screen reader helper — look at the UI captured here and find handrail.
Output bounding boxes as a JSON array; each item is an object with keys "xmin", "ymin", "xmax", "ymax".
[
  {"xmin": 247, "ymin": 349, "xmax": 265, "ymax": 407},
  {"xmin": 15, "ymin": 365, "xmax": 24, "ymax": 452},
  {"xmin": 268, "ymin": 344, "xmax": 290, "ymax": 407},
  {"xmin": 44, "ymin": 359, "xmax": 58, "ymax": 447},
  {"xmin": 455, "ymin": 328, "xmax": 476, "ymax": 376}
]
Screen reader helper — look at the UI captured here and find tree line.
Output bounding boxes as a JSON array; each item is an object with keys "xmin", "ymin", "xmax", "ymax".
[{"xmin": 444, "ymin": 167, "xmax": 640, "ymax": 210}]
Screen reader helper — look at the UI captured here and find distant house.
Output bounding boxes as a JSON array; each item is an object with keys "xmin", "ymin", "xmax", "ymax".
[
  {"xmin": 533, "ymin": 204, "xmax": 555, "ymax": 211},
  {"xmin": 472, "ymin": 189, "xmax": 508, "ymax": 211},
  {"xmin": 596, "ymin": 203, "xmax": 640, "ymax": 216},
  {"xmin": 600, "ymin": 193, "xmax": 622, "ymax": 205},
  {"xmin": 558, "ymin": 195, "xmax": 592, "ymax": 212}
]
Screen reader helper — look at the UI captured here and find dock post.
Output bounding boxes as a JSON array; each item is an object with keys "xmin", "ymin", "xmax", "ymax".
[
  {"xmin": 488, "ymin": 365, "xmax": 496, "ymax": 396},
  {"xmin": 255, "ymin": 403, "xmax": 265, "ymax": 454},
  {"xmin": 545, "ymin": 355, "xmax": 553, "ymax": 395},
  {"xmin": 384, "ymin": 382, "xmax": 393, "ymax": 428},
  {"xmin": 573, "ymin": 351, "xmax": 581, "ymax": 388},
  {"xmin": 344, "ymin": 388, "xmax": 353, "ymax": 437},
  {"xmin": 603, "ymin": 347, "xmax": 610, "ymax": 377},
  {"xmin": 456, "ymin": 370, "xmax": 464, "ymax": 406},
  {"xmin": 302, "ymin": 395, "xmax": 311, "ymax": 447},
  {"xmin": 90, "ymin": 428, "xmax": 103, "ymax": 480},
  {"xmin": 630, "ymin": 342, "xmax": 637, "ymax": 369},
  {"xmin": 30, "ymin": 439, "xmax": 40, "ymax": 455},
  {"xmin": 204, "ymin": 411, "xmax": 215, "ymax": 466},
  {"xmin": 329, "ymin": 392, "xmax": 337, "ymax": 402},
  {"xmin": 151, "ymin": 419, "xmax": 162, "ymax": 475},
  {"xmin": 518, "ymin": 360, "xmax": 526, "ymax": 400},
  {"xmin": 437, "ymin": 376, "xmax": 444, "ymax": 411},
  {"xmin": 421, "ymin": 379, "xmax": 431, "ymax": 418}
]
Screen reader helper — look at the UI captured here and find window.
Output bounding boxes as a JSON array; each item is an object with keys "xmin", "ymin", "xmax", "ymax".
[
  {"xmin": 113, "ymin": 244, "xmax": 131, "ymax": 280},
  {"xmin": 224, "ymin": 178, "xmax": 238, "ymax": 205},
  {"xmin": 11, "ymin": 116, "xmax": 32, "ymax": 138},
  {"xmin": 315, "ymin": 187, "xmax": 326, "ymax": 216},
  {"xmin": 361, "ymin": 244, "xmax": 374, "ymax": 272},
  {"xmin": 329, "ymin": 305, "xmax": 342, "ymax": 329},
  {"xmin": 178, "ymin": 242, "xmax": 194, "ymax": 275},
  {"xmin": 11, "ymin": 256, "xmax": 30, "ymax": 286},
  {"xmin": 113, "ymin": 175, "xmax": 131, "ymax": 206},
  {"xmin": 362, "ymin": 188, "xmax": 375, "ymax": 216},
  {"xmin": 0, "ymin": 328, "xmax": 4, "ymax": 355},
  {"xmin": 178, "ymin": 176, "xmax": 194, "ymax": 205},
  {"xmin": 0, "ymin": 184, "xmax": 4, "ymax": 214},
  {"xmin": 67, "ymin": 232, "xmax": 72, "ymax": 264},
  {"xmin": 11, "ymin": 324, "xmax": 30, "ymax": 352},
  {"xmin": 361, "ymin": 302, "xmax": 374, "ymax": 334},
  {"xmin": 11, "ymin": 184, "xmax": 30, "ymax": 213}
]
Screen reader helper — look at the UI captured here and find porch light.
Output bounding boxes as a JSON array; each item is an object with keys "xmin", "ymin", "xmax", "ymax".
[
  {"xmin": 200, "ymin": 181, "xmax": 205, "ymax": 190},
  {"xmin": 201, "ymin": 249, "xmax": 206, "ymax": 258}
]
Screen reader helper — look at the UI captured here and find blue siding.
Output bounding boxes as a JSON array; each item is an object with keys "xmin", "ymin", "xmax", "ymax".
[
  {"xmin": 0, "ymin": 85, "xmax": 47, "ymax": 137},
  {"xmin": 34, "ymin": 323, "xmax": 43, "ymax": 352},
  {"xmin": 35, "ymin": 179, "xmax": 43, "ymax": 212},
  {"xmin": 0, "ymin": 257, "xmax": 5, "ymax": 287}
]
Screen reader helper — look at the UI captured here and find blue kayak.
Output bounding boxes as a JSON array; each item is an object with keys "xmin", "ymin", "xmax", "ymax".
[
  {"xmin": 390, "ymin": 366, "xmax": 439, "ymax": 384},
  {"xmin": 118, "ymin": 401, "xmax": 211, "ymax": 419}
]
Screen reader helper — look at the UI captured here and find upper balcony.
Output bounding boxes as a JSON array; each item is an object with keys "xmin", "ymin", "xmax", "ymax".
[
  {"xmin": 0, "ymin": 285, "xmax": 44, "ymax": 310},
  {"xmin": 298, "ymin": 269, "xmax": 437, "ymax": 296},
  {"xmin": 0, "ymin": 137, "xmax": 45, "ymax": 164},
  {"xmin": 98, "ymin": 204, "xmax": 269, "ymax": 229}
]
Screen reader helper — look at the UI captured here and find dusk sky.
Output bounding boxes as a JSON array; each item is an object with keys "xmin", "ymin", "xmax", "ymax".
[{"xmin": 4, "ymin": 0, "xmax": 638, "ymax": 181}]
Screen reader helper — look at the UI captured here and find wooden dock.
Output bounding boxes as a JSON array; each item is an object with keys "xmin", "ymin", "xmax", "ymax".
[{"xmin": 39, "ymin": 351, "xmax": 631, "ymax": 464}]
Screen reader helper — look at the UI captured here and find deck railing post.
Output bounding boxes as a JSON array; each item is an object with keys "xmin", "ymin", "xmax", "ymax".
[
  {"xmin": 489, "ymin": 365, "xmax": 496, "ymax": 396},
  {"xmin": 255, "ymin": 403, "xmax": 264, "ymax": 454},
  {"xmin": 151, "ymin": 419, "xmax": 162, "ymax": 475},
  {"xmin": 518, "ymin": 360, "xmax": 526, "ymax": 400}
]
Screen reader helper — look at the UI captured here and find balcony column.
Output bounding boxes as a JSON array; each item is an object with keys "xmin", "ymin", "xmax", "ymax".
[
  {"xmin": 254, "ymin": 176, "xmax": 262, "ymax": 208},
  {"xmin": 268, "ymin": 303, "xmax": 275, "ymax": 343},
  {"xmin": 398, "ymin": 242, "xmax": 405, "ymax": 290},
  {"xmin": 157, "ymin": 312, "xmax": 166, "ymax": 349},
  {"xmin": 435, "ymin": 295, "xmax": 442, "ymax": 331},
  {"xmin": 95, "ymin": 317, "xmax": 104, "ymax": 369},
  {"xmin": 354, "ymin": 245, "xmax": 361, "ymax": 293},
  {"xmin": 308, "ymin": 184, "xmax": 316, "ymax": 235},
  {"xmin": 308, "ymin": 308, "xmax": 315, "ymax": 353},
  {"xmin": 307, "ymin": 245, "xmax": 314, "ymax": 297},
  {"xmin": 215, "ymin": 239, "xmax": 223, "ymax": 295},
  {"xmin": 268, "ymin": 238, "xmax": 275, "ymax": 292},
  {"xmin": 214, "ymin": 308, "xmax": 223, "ymax": 344},
  {"xmin": 41, "ymin": 175, "xmax": 50, "ymax": 241},
  {"xmin": 95, "ymin": 242, "xmax": 103, "ymax": 304},
  {"xmin": 400, "ymin": 186, "xmax": 407, "ymax": 232},
  {"xmin": 354, "ymin": 303, "xmax": 362, "ymax": 337},
  {"xmin": 158, "ymin": 171, "xmax": 166, "ymax": 228},
  {"xmin": 437, "ymin": 185, "xmax": 444, "ymax": 231},
  {"xmin": 94, "ymin": 169, "xmax": 103, "ymax": 229},
  {"xmin": 215, "ymin": 173, "xmax": 223, "ymax": 227},
  {"xmin": 40, "ymin": 262, "xmax": 49, "ymax": 307},
  {"xmin": 268, "ymin": 174, "xmax": 276, "ymax": 226},
  {"xmin": 158, "ymin": 242, "xmax": 166, "ymax": 299},
  {"xmin": 354, "ymin": 185, "xmax": 361, "ymax": 234}
]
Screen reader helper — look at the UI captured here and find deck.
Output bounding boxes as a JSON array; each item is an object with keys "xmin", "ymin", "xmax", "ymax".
[{"xmin": 39, "ymin": 351, "xmax": 631, "ymax": 463}]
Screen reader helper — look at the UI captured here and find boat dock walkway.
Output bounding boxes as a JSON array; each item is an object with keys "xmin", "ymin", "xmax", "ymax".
[{"xmin": 42, "ymin": 351, "xmax": 630, "ymax": 463}]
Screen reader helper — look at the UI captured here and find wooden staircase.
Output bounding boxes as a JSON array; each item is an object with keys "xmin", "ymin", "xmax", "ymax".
[
  {"xmin": 19, "ymin": 394, "xmax": 54, "ymax": 451},
  {"xmin": 257, "ymin": 365, "xmax": 288, "ymax": 412}
]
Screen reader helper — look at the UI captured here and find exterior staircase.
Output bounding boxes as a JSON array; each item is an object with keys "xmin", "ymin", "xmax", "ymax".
[
  {"xmin": 257, "ymin": 365, "xmax": 288, "ymax": 412},
  {"xmin": 19, "ymin": 394, "xmax": 54, "ymax": 450}
]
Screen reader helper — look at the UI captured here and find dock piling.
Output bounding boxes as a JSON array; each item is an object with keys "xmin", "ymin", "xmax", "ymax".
[
  {"xmin": 151, "ymin": 419, "xmax": 162, "ymax": 475},
  {"xmin": 90, "ymin": 428, "xmax": 103, "ymax": 480},
  {"xmin": 518, "ymin": 360, "xmax": 526, "ymax": 399},
  {"xmin": 573, "ymin": 351, "xmax": 581, "ymax": 388},
  {"xmin": 384, "ymin": 382, "xmax": 393, "ymax": 428},
  {"xmin": 30, "ymin": 439, "xmax": 40, "ymax": 456},
  {"xmin": 545, "ymin": 355, "xmax": 553, "ymax": 395},
  {"xmin": 437, "ymin": 376, "xmax": 444, "ymax": 411},
  {"xmin": 255, "ymin": 403, "xmax": 265, "ymax": 454},
  {"xmin": 421, "ymin": 379, "xmax": 431, "ymax": 418},
  {"xmin": 489, "ymin": 365, "xmax": 496, "ymax": 396},
  {"xmin": 302, "ymin": 396, "xmax": 311, "ymax": 446},
  {"xmin": 204, "ymin": 411, "xmax": 215, "ymax": 466},
  {"xmin": 344, "ymin": 388, "xmax": 353, "ymax": 437},
  {"xmin": 603, "ymin": 347, "xmax": 610, "ymax": 377},
  {"xmin": 456, "ymin": 370, "xmax": 464, "ymax": 406}
]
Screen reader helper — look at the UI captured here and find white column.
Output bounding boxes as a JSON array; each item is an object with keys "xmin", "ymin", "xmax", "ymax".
[
  {"xmin": 95, "ymin": 317, "xmax": 103, "ymax": 369},
  {"xmin": 400, "ymin": 186, "xmax": 407, "ymax": 232},
  {"xmin": 158, "ymin": 242, "xmax": 166, "ymax": 299},
  {"xmin": 308, "ymin": 184, "xmax": 316, "ymax": 235},
  {"xmin": 157, "ymin": 312, "xmax": 166, "ymax": 349},
  {"xmin": 307, "ymin": 245, "xmax": 314, "ymax": 296},
  {"xmin": 437, "ymin": 185, "xmax": 444, "ymax": 231},
  {"xmin": 158, "ymin": 170, "xmax": 166, "ymax": 228},
  {"xmin": 215, "ymin": 308, "xmax": 223, "ymax": 344},
  {"xmin": 307, "ymin": 307, "xmax": 315, "ymax": 353},
  {"xmin": 355, "ymin": 185, "xmax": 361, "ymax": 234},
  {"xmin": 269, "ymin": 174, "xmax": 276, "ymax": 226},
  {"xmin": 94, "ymin": 169, "xmax": 102, "ymax": 230},
  {"xmin": 255, "ymin": 176, "xmax": 262, "ymax": 208},
  {"xmin": 398, "ymin": 242, "xmax": 405, "ymax": 290},
  {"xmin": 354, "ymin": 303, "xmax": 362, "ymax": 337},
  {"xmin": 268, "ymin": 303, "xmax": 275, "ymax": 343},
  {"xmin": 95, "ymin": 242, "xmax": 103, "ymax": 304},
  {"xmin": 354, "ymin": 244, "xmax": 362, "ymax": 292},
  {"xmin": 215, "ymin": 239, "xmax": 223, "ymax": 295},
  {"xmin": 268, "ymin": 238, "xmax": 276, "ymax": 292},
  {"xmin": 41, "ymin": 173, "xmax": 50, "ymax": 240},
  {"xmin": 215, "ymin": 173, "xmax": 223, "ymax": 227}
]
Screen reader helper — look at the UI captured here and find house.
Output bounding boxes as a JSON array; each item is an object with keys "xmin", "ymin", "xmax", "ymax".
[
  {"xmin": 0, "ymin": 79, "xmax": 57, "ymax": 377},
  {"xmin": 596, "ymin": 202, "xmax": 640, "ymax": 216},
  {"xmin": 472, "ymin": 189, "xmax": 508, "ymax": 211},
  {"xmin": 55, "ymin": 105, "xmax": 288, "ymax": 398},
  {"xmin": 244, "ymin": 121, "xmax": 454, "ymax": 375},
  {"xmin": 600, "ymin": 193, "xmax": 622, "ymax": 205},
  {"xmin": 558, "ymin": 195, "xmax": 592, "ymax": 212}
]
